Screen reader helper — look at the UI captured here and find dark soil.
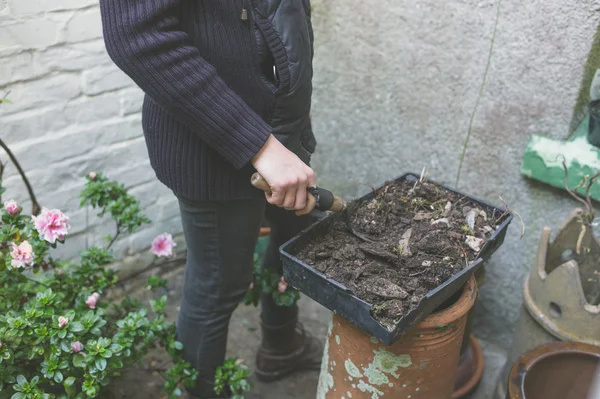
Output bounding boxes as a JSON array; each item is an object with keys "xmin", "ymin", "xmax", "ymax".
[{"xmin": 298, "ymin": 178, "xmax": 506, "ymax": 328}]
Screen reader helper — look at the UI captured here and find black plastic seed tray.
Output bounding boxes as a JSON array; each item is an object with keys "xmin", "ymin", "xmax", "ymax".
[{"xmin": 280, "ymin": 172, "xmax": 513, "ymax": 345}]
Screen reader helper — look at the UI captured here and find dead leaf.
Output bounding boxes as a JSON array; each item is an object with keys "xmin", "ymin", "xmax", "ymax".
[
  {"xmin": 431, "ymin": 218, "xmax": 450, "ymax": 227},
  {"xmin": 442, "ymin": 201, "xmax": 452, "ymax": 217},
  {"xmin": 366, "ymin": 277, "xmax": 409, "ymax": 299},
  {"xmin": 465, "ymin": 236, "xmax": 484, "ymax": 252},
  {"xmin": 397, "ymin": 228, "xmax": 412, "ymax": 256},
  {"xmin": 466, "ymin": 209, "xmax": 477, "ymax": 230},
  {"xmin": 413, "ymin": 211, "xmax": 432, "ymax": 221}
]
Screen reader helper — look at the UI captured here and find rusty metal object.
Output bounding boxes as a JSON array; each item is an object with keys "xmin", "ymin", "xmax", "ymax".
[
  {"xmin": 317, "ymin": 276, "xmax": 477, "ymax": 399},
  {"xmin": 506, "ymin": 341, "xmax": 600, "ymax": 399},
  {"xmin": 494, "ymin": 209, "xmax": 600, "ymax": 399}
]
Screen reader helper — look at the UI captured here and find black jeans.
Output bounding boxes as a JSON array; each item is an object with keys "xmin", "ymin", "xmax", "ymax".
[{"xmin": 175, "ymin": 196, "xmax": 322, "ymax": 398}]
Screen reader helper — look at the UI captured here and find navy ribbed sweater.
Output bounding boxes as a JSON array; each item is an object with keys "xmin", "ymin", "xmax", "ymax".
[{"xmin": 99, "ymin": 0, "xmax": 284, "ymax": 200}]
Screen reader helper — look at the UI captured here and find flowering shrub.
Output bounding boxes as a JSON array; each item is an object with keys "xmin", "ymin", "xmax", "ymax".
[
  {"xmin": 242, "ymin": 253, "xmax": 300, "ymax": 308},
  {"xmin": 0, "ymin": 172, "xmax": 197, "ymax": 399}
]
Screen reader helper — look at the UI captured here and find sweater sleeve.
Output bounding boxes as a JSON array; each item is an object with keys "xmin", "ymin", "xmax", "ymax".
[{"xmin": 98, "ymin": 0, "xmax": 271, "ymax": 169}]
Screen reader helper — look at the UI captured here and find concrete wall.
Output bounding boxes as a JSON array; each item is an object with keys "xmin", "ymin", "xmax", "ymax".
[
  {"xmin": 1, "ymin": 0, "xmax": 598, "ymax": 348},
  {"xmin": 309, "ymin": 0, "xmax": 600, "ymax": 348},
  {"xmin": 0, "ymin": 1, "xmax": 183, "ymax": 272}
]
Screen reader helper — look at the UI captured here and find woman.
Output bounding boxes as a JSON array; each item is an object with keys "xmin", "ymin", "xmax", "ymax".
[{"xmin": 98, "ymin": 0, "xmax": 323, "ymax": 397}]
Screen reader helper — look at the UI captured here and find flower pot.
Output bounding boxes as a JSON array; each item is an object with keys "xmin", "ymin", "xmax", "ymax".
[
  {"xmin": 317, "ymin": 275, "xmax": 477, "ymax": 399},
  {"xmin": 452, "ymin": 268, "xmax": 485, "ymax": 399},
  {"xmin": 494, "ymin": 209, "xmax": 600, "ymax": 399},
  {"xmin": 506, "ymin": 341, "xmax": 600, "ymax": 399},
  {"xmin": 452, "ymin": 334, "xmax": 484, "ymax": 399}
]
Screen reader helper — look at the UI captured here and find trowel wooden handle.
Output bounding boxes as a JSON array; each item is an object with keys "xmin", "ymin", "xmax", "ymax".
[{"xmin": 251, "ymin": 173, "xmax": 346, "ymax": 213}]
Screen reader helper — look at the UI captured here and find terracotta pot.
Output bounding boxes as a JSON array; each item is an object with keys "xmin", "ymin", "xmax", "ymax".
[
  {"xmin": 506, "ymin": 341, "xmax": 600, "ymax": 399},
  {"xmin": 317, "ymin": 276, "xmax": 477, "ymax": 399},
  {"xmin": 452, "ymin": 335, "xmax": 484, "ymax": 399},
  {"xmin": 452, "ymin": 268, "xmax": 485, "ymax": 398}
]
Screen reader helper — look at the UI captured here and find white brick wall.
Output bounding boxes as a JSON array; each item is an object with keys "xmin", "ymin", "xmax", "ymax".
[{"xmin": 0, "ymin": 2, "xmax": 184, "ymax": 266}]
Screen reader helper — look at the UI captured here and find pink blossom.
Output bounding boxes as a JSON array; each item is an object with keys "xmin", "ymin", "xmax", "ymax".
[
  {"xmin": 150, "ymin": 233, "xmax": 176, "ymax": 257},
  {"xmin": 278, "ymin": 277, "xmax": 288, "ymax": 293},
  {"xmin": 58, "ymin": 316, "xmax": 69, "ymax": 328},
  {"xmin": 85, "ymin": 292, "xmax": 100, "ymax": 309},
  {"xmin": 249, "ymin": 282, "xmax": 254, "ymax": 290},
  {"xmin": 32, "ymin": 208, "xmax": 70, "ymax": 244},
  {"xmin": 89, "ymin": 172, "xmax": 97, "ymax": 180},
  {"xmin": 71, "ymin": 341, "xmax": 84, "ymax": 353},
  {"xmin": 56, "ymin": 269, "xmax": 63, "ymax": 276},
  {"xmin": 9, "ymin": 241, "xmax": 34, "ymax": 269},
  {"xmin": 4, "ymin": 200, "xmax": 19, "ymax": 215}
]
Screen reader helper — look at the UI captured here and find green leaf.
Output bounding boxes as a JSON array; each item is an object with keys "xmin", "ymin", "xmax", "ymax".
[
  {"xmin": 101, "ymin": 349, "xmax": 112, "ymax": 358},
  {"xmin": 54, "ymin": 371, "xmax": 64, "ymax": 383},
  {"xmin": 11, "ymin": 393, "xmax": 26, "ymax": 399},
  {"xmin": 73, "ymin": 354, "xmax": 86, "ymax": 368},
  {"xmin": 16, "ymin": 375, "xmax": 26, "ymax": 386},
  {"xmin": 61, "ymin": 341, "xmax": 71, "ymax": 352},
  {"xmin": 173, "ymin": 341, "xmax": 183, "ymax": 350},
  {"xmin": 109, "ymin": 344, "xmax": 123, "ymax": 352},
  {"xmin": 95, "ymin": 358, "xmax": 107, "ymax": 371},
  {"xmin": 70, "ymin": 322, "xmax": 84, "ymax": 333},
  {"xmin": 64, "ymin": 376, "xmax": 76, "ymax": 387},
  {"xmin": 58, "ymin": 329, "xmax": 67, "ymax": 339}
]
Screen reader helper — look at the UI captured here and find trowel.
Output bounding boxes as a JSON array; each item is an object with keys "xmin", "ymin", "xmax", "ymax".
[{"xmin": 250, "ymin": 172, "xmax": 346, "ymax": 213}]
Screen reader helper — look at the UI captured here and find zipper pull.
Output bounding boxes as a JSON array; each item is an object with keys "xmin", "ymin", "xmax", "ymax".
[{"xmin": 241, "ymin": 8, "xmax": 248, "ymax": 21}]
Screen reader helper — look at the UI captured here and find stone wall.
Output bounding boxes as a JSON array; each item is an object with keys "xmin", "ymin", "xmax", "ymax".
[{"xmin": 0, "ymin": 1, "xmax": 183, "ymax": 268}]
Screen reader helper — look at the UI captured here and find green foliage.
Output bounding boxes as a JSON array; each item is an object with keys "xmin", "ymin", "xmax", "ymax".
[
  {"xmin": 242, "ymin": 253, "xmax": 300, "ymax": 308},
  {"xmin": 79, "ymin": 173, "xmax": 150, "ymax": 239},
  {"xmin": 214, "ymin": 359, "xmax": 251, "ymax": 399},
  {"xmin": 0, "ymin": 175, "xmax": 197, "ymax": 399}
]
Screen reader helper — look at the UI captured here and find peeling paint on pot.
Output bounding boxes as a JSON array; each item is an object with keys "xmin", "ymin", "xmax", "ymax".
[
  {"xmin": 317, "ymin": 276, "xmax": 477, "ymax": 398},
  {"xmin": 336, "ymin": 335, "xmax": 341, "ymax": 345},
  {"xmin": 373, "ymin": 350, "xmax": 412, "ymax": 376},
  {"xmin": 357, "ymin": 379, "xmax": 384, "ymax": 399},
  {"xmin": 316, "ymin": 317, "xmax": 334, "ymax": 399},
  {"xmin": 344, "ymin": 359, "xmax": 363, "ymax": 379}
]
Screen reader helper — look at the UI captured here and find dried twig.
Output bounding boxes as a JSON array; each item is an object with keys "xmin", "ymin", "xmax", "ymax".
[
  {"xmin": 409, "ymin": 270, "xmax": 426, "ymax": 277},
  {"xmin": 498, "ymin": 196, "xmax": 525, "ymax": 239},
  {"xmin": 560, "ymin": 156, "xmax": 592, "ymax": 213},
  {"xmin": 0, "ymin": 91, "xmax": 41, "ymax": 215}
]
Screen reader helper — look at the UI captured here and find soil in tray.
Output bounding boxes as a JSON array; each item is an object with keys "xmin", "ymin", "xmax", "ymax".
[{"xmin": 297, "ymin": 178, "xmax": 506, "ymax": 328}]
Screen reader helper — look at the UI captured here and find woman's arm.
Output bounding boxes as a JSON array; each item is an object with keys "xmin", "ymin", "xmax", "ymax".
[{"xmin": 98, "ymin": 0, "xmax": 270, "ymax": 169}]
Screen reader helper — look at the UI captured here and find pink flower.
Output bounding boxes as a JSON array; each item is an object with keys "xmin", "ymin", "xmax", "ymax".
[
  {"xmin": 249, "ymin": 282, "xmax": 254, "ymax": 290},
  {"xmin": 56, "ymin": 269, "xmax": 63, "ymax": 276},
  {"xmin": 71, "ymin": 341, "xmax": 84, "ymax": 353},
  {"xmin": 9, "ymin": 241, "xmax": 34, "ymax": 269},
  {"xmin": 85, "ymin": 292, "xmax": 100, "ymax": 309},
  {"xmin": 4, "ymin": 200, "xmax": 19, "ymax": 215},
  {"xmin": 89, "ymin": 172, "xmax": 97, "ymax": 180},
  {"xmin": 150, "ymin": 233, "xmax": 176, "ymax": 257},
  {"xmin": 58, "ymin": 316, "xmax": 69, "ymax": 328},
  {"xmin": 278, "ymin": 277, "xmax": 288, "ymax": 293},
  {"xmin": 32, "ymin": 208, "xmax": 70, "ymax": 244}
]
